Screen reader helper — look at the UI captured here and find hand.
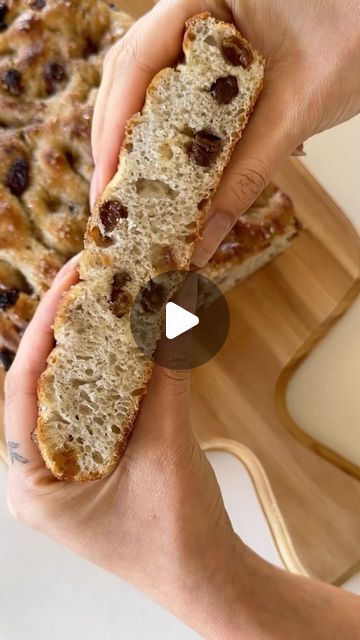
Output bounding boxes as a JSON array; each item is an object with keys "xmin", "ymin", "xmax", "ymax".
[
  {"xmin": 91, "ymin": 0, "xmax": 360, "ymax": 266},
  {"xmin": 4, "ymin": 257, "xmax": 247, "ymax": 637},
  {"xmin": 5, "ymin": 258, "xmax": 360, "ymax": 639}
]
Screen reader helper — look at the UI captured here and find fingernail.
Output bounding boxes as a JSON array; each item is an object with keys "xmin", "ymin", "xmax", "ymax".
[
  {"xmin": 52, "ymin": 253, "xmax": 82, "ymax": 287},
  {"xmin": 292, "ymin": 144, "xmax": 307, "ymax": 157},
  {"xmin": 90, "ymin": 168, "xmax": 99, "ymax": 210},
  {"xmin": 191, "ymin": 212, "xmax": 233, "ymax": 268}
]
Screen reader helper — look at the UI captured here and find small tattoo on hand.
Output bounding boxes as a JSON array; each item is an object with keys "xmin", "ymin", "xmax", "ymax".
[{"xmin": 7, "ymin": 441, "xmax": 29, "ymax": 465}]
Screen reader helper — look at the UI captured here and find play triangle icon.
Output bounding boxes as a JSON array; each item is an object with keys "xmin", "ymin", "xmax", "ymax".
[{"xmin": 166, "ymin": 302, "xmax": 199, "ymax": 340}]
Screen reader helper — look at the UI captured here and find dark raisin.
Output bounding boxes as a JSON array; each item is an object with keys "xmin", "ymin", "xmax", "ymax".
[
  {"xmin": 221, "ymin": 36, "xmax": 252, "ymax": 68},
  {"xmin": 6, "ymin": 159, "xmax": 29, "ymax": 197},
  {"xmin": 89, "ymin": 226, "xmax": 113, "ymax": 248},
  {"xmin": 0, "ymin": 287, "xmax": 19, "ymax": 309},
  {"xmin": 111, "ymin": 292, "xmax": 132, "ymax": 318},
  {"xmin": 210, "ymin": 76, "xmax": 239, "ymax": 105},
  {"xmin": 64, "ymin": 149, "xmax": 75, "ymax": 167},
  {"xmin": 111, "ymin": 272, "xmax": 131, "ymax": 302},
  {"xmin": 141, "ymin": 280, "xmax": 167, "ymax": 313},
  {"xmin": 43, "ymin": 62, "xmax": 66, "ymax": 95},
  {"xmin": 3, "ymin": 69, "xmax": 23, "ymax": 96},
  {"xmin": 84, "ymin": 38, "xmax": 99, "ymax": 57},
  {"xmin": 189, "ymin": 131, "xmax": 222, "ymax": 168},
  {"xmin": 0, "ymin": 348, "xmax": 14, "ymax": 371},
  {"xmin": 0, "ymin": 3, "xmax": 8, "ymax": 32},
  {"xmin": 110, "ymin": 272, "xmax": 132, "ymax": 318},
  {"xmin": 99, "ymin": 200, "xmax": 128, "ymax": 232},
  {"xmin": 29, "ymin": 0, "xmax": 46, "ymax": 9}
]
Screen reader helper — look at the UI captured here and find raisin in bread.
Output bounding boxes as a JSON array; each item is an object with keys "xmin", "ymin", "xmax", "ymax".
[
  {"xmin": 202, "ymin": 185, "xmax": 299, "ymax": 292},
  {"xmin": 36, "ymin": 13, "xmax": 265, "ymax": 481},
  {"xmin": 0, "ymin": 0, "xmax": 132, "ymax": 368},
  {"xmin": 0, "ymin": 2, "xmax": 297, "ymax": 372}
]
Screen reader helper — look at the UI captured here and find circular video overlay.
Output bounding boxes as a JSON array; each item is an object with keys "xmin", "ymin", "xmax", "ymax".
[{"xmin": 130, "ymin": 270, "xmax": 230, "ymax": 370}]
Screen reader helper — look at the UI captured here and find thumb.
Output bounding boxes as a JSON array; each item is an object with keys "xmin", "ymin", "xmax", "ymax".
[
  {"xmin": 149, "ymin": 365, "xmax": 190, "ymax": 415},
  {"xmin": 133, "ymin": 271, "xmax": 197, "ymax": 438},
  {"xmin": 191, "ymin": 86, "xmax": 303, "ymax": 267},
  {"xmin": 134, "ymin": 365, "xmax": 191, "ymax": 446}
]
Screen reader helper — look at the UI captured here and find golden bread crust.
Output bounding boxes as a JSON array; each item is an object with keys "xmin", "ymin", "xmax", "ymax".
[
  {"xmin": 0, "ymin": 0, "xmax": 133, "ymax": 368},
  {"xmin": 37, "ymin": 13, "xmax": 266, "ymax": 481}
]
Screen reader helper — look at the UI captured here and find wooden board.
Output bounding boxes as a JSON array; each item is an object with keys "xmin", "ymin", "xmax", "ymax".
[
  {"xmin": 1, "ymin": 157, "xmax": 359, "ymax": 584},
  {"xmin": 192, "ymin": 158, "xmax": 360, "ymax": 585},
  {"xmin": 1, "ymin": 0, "xmax": 360, "ymax": 585}
]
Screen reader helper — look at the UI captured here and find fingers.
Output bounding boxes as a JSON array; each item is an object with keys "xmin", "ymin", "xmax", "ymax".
[
  {"xmin": 132, "ymin": 271, "xmax": 198, "ymax": 450},
  {"xmin": 91, "ymin": 0, "xmax": 232, "ymax": 205},
  {"xmin": 4, "ymin": 255, "xmax": 81, "ymax": 476},
  {"xmin": 134, "ymin": 274, "xmax": 198, "ymax": 441},
  {"xmin": 136, "ymin": 364, "xmax": 191, "ymax": 444},
  {"xmin": 191, "ymin": 85, "xmax": 303, "ymax": 267}
]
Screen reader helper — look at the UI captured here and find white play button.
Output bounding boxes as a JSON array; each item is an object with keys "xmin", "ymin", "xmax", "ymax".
[
  {"xmin": 131, "ymin": 270, "xmax": 230, "ymax": 369},
  {"xmin": 166, "ymin": 302, "xmax": 199, "ymax": 340}
]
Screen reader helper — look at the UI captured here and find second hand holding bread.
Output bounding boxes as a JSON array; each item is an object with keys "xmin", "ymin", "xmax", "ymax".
[{"xmin": 36, "ymin": 13, "xmax": 265, "ymax": 481}]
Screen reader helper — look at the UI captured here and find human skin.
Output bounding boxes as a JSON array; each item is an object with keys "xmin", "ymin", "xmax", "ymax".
[
  {"xmin": 5, "ymin": 259, "xmax": 360, "ymax": 639},
  {"xmin": 91, "ymin": 0, "xmax": 360, "ymax": 266},
  {"xmin": 5, "ymin": 0, "xmax": 360, "ymax": 637}
]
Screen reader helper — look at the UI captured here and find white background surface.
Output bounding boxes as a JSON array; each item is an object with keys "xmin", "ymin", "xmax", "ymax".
[
  {"xmin": 1, "ymin": 116, "xmax": 360, "ymax": 638},
  {"xmin": 286, "ymin": 114, "xmax": 360, "ymax": 467}
]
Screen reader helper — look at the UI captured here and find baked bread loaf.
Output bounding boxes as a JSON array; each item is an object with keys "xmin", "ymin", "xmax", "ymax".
[
  {"xmin": 36, "ymin": 13, "xmax": 266, "ymax": 481},
  {"xmin": 0, "ymin": 0, "xmax": 132, "ymax": 127},
  {"xmin": 0, "ymin": 2, "xmax": 298, "ymax": 373},
  {"xmin": 203, "ymin": 184, "xmax": 298, "ymax": 292},
  {"xmin": 0, "ymin": 0, "xmax": 132, "ymax": 369},
  {"xmin": 0, "ymin": 2, "xmax": 298, "ymax": 371}
]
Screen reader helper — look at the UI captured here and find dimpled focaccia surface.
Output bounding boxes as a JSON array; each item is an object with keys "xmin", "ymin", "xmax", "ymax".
[
  {"xmin": 0, "ymin": 0, "xmax": 132, "ymax": 367},
  {"xmin": 202, "ymin": 184, "xmax": 299, "ymax": 291},
  {"xmin": 0, "ymin": 0, "xmax": 132, "ymax": 127},
  {"xmin": 36, "ymin": 13, "xmax": 266, "ymax": 481},
  {"xmin": 0, "ymin": 3, "xmax": 297, "ymax": 375}
]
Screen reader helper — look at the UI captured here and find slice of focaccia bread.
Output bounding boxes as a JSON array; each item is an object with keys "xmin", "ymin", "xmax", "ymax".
[
  {"xmin": 202, "ymin": 185, "xmax": 299, "ymax": 292},
  {"xmin": 37, "ymin": 12, "xmax": 265, "ymax": 481}
]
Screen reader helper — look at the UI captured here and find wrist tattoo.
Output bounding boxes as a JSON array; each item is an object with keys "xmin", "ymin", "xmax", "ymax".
[{"xmin": 7, "ymin": 441, "xmax": 29, "ymax": 465}]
